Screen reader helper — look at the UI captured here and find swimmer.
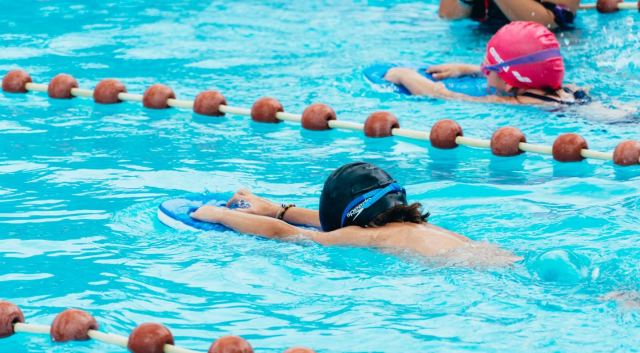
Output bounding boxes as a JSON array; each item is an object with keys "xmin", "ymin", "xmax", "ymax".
[
  {"xmin": 438, "ymin": 0, "xmax": 578, "ymax": 29},
  {"xmin": 384, "ymin": 21, "xmax": 590, "ymax": 106},
  {"xmin": 191, "ymin": 162, "xmax": 520, "ymax": 266}
]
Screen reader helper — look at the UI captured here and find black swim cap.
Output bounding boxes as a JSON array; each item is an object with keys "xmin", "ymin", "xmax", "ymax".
[{"xmin": 319, "ymin": 162, "xmax": 407, "ymax": 231}]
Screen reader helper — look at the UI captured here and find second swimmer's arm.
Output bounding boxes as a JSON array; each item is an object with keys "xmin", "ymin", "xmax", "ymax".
[{"xmin": 384, "ymin": 68, "xmax": 466, "ymax": 99}]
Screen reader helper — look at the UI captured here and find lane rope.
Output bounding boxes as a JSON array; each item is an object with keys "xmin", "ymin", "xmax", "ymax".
[
  {"xmin": 2, "ymin": 70, "xmax": 639, "ymax": 167},
  {"xmin": 1, "ymin": 302, "xmax": 314, "ymax": 353},
  {"xmin": 579, "ymin": 1, "xmax": 640, "ymax": 11}
]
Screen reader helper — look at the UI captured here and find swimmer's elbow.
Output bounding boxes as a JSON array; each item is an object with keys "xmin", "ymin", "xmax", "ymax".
[
  {"xmin": 438, "ymin": 3, "xmax": 470, "ymax": 19},
  {"xmin": 438, "ymin": 11, "xmax": 464, "ymax": 21},
  {"xmin": 438, "ymin": 8, "xmax": 452, "ymax": 19},
  {"xmin": 438, "ymin": 9, "xmax": 462, "ymax": 19}
]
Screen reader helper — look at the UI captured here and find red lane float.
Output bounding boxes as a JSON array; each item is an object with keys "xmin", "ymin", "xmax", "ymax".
[
  {"xmin": 301, "ymin": 103, "xmax": 336, "ymax": 130},
  {"xmin": 553, "ymin": 133, "xmax": 588, "ymax": 162},
  {"xmin": 143, "ymin": 84, "xmax": 175, "ymax": 109},
  {"xmin": 491, "ymin": 127, "xmax": 526, "ymax": 156},
  {"xmin": 3, "ymin": 69, "xmax": 640, "ymax": 168},
  {"xmin": 0, "ymin": 302, "xmax": 319, "ymax": 353},
  {"xmin": 613, "ymin": 140, "xmax": 640, "ymax": 166},
  {"xmin": 2, "ymin": 70, "xmax": 32, "ymax": 93},
  {"xmin": 128, "ymin": 322, "xmax": 174, "ymax": 353},
  {"xmin": 364, "ymin": 111, "xmax": 399, "ymax": 137},
  {"xmin": 596, "ymin": 0, "xmax": 640, "ymax": 12},
  {"xmin": 208, "ymin": 335, "xmax": 254, "ymax": 353},
  {"xmin": 0, "ymin": 301, "xmax": 24, "ymax": 338},
  {"xmin": 50, "ymin": 309, "xmax": 98, "ymax": 342},
  {"xmin": 430, "ymin": 119, "xmax": 463, "ymax": 149},
  {"xmin": 94, "ymin": 79, "xmax": 126, "ymax": 104},
  {"xmin": 597, "ymin": 0, "xmax": 621, "ymax": 12},
  {"xmin": 48, "ymin": 74, "xmax": 78, "ymax": 99},
  {"xmin": 251, "ymin": 97, "xmax": 283, "ymax": 123},
  {"xmin": 194, "ymin": 90, "xmax": 227, "ymax": 116}
]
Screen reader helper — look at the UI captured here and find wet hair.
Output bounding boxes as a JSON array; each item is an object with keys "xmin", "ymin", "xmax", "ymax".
[{"xmin": 368, "ymin": 202, "xmax": 429, "ymax": 227}]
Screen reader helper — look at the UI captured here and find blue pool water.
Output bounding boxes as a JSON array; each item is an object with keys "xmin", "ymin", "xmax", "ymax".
[{"xmin": 1, "ymin": 1, "xmax": 640, "ymax": 352}]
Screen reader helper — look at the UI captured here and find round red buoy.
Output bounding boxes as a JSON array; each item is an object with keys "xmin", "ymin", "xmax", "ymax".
[
  {"xmin": 364, "ymin": 111, "xmax": 399, "ymax": 137},
  {"xmin": 50, "ymin": 309, "xmax": 98, "ymax": 342},
  {"xmin": 429, "ymin": 119, "xmax": 463, "ymax": 149},
  {"xmin": 301, "ymin": 103, "xmax": 336, "ymax": 130},
  {"xmin": 2, "ymin": 70, "xmax": 32, "ymax": 93},
  {"xmin": 48, "ymin": 74, "xmax": 78, "ymax": 99},
  {"xmin": 194, "ymin": 90, "xmax": 227, "ymax": 116},
  {"xmin": 208, "ymin": 335, "xmax": 254, "ymax": 353},
  {"xmin": 491, "ymin": 126, "xmax": 526, "ymax": 156},
  {"xmin": 128, "ymin": 323, "xmax": 174, "ymax": 353},
  {"xmin": 596, "ymin": 0, "xmax": 621, "ymax": 12},
  {"xmin": 251, "ymin": 97, "xmax": 283, "ymax": 123},
  {"xmin": 552, "ymin": 133, "xmax": 588, "ymax": 162},
  {"xmin": 613, "ymin": 140, "xmax": 640, "ymax": 166},
  {"xmin": 283, "ymin": 347, "xmax": 317, "ymax": 353},
  {"xmin": 143, "ymin": 84, "xmax": 175, "ymax": 109},
  {"xmin": 0, "ymin": 301, "xmax": 24, "ymax": 338},
  {"xmin": 93, "ymin": 79, "xmax": 126, "ymax": 104}
]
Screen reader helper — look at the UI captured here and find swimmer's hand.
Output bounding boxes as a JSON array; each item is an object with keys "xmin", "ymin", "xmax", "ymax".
[
  {"xmin": 191, "ymin": 205, "xmax": 226, "ymax": 223},
  {"xmin": 427, "ymin": 64, "xmax": 481, "ymax": 80},
  {"xmin": 227, "ymin": 189, "xmax": 280, "ymax": 218}
]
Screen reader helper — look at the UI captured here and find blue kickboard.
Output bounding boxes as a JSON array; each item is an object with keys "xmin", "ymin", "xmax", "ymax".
[
  {"xmin": 157, "ymin": 193, "xmax": 246, "ymax": 231},
  {"xmin": 364, "ymin": 63, "xmax": 488, "ymax": 97}
]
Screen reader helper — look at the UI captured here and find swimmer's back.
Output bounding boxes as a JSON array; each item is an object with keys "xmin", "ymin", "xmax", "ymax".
[{"xmin": 315, "ymin": 222, "xmax": 470, "ymax": 257}]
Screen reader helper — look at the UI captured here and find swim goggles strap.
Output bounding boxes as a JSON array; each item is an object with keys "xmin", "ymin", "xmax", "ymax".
[
  {"xmin": 481, "ymin": 48, "xmax": 561, "ymax": 73},
  {"xmin": 340, "ymin": 183, "xmax": 405, "ymax": 227}
]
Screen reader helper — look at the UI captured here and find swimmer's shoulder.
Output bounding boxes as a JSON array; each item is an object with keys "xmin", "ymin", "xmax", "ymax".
[{"xmin": 312, "ymin": 223, "xmax": 420, "ymax": 247}]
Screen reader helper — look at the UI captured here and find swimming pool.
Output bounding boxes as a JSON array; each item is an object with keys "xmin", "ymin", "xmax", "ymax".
[{"xmin": 1, "ymin": 1, "xmax": 640, "ymax": 352}]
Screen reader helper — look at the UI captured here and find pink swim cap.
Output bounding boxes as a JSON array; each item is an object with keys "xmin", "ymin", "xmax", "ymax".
[{"xmin": 484, "ymin": 21, "xmax": 564, "ymax": 90}]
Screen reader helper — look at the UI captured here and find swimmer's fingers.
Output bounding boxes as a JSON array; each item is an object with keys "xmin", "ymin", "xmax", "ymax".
[
  {"xmin": 427, "ymin": 66, "xmax": 453, "ymax": 80},
  {"xmin": 227, "ymin": 191, "xmax": 280, "ymax": 217},
  {"xmin": 431, "ymin": 72, "xmax": 450, "ymax": 80},
  {"xmin": 227, "ymin": 189, "xmax": 252, "ymax": 207},
  {"xmin": 426, "ymin": 65, "xmax": 446, "ymax": 73}
]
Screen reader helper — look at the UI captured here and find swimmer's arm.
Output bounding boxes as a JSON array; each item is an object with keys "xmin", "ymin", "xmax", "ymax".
[
  {"xmin": 191, "ymin": 206, "xmax": 316, "ymax": 239},
  {"xmin": 493, "ymin": 0, "xmax": 579, "ymax": 29},
  {"xmin": 227, "ymin": 189, "xmax": 321, "ymax": 228},
  {"xmin": 281, "ymin": 207, "xmax": 321, "ymax": 229},
  {"xmin": 438, "ymin": 0, "xmax": 472, "ymax": 19},
  {"xmin": 385, "ymin": 68, "xmax": 545, "ymax": 104},
  {"xmin": 385, "ymin": 68, "xmax": 459, "ymax": 98},
  {"xmin": 386, "ymin": 68, "xmax": 501, "ymax": 102},
  {"xmin": 194, "ymin": 207, "xmax": 369, "ymax": 245},
  {"xmin": 427, "ymin": 64, "xmax": 482, "ymax": 80}
]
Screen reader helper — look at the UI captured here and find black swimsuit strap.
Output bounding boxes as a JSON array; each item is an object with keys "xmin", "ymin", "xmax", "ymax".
[
  {"xmin": 520, "ymin": 88, "xmax": 591, "ymax": 105},
  {"xmin": 520, "ymin": 91, "xmax": 564, "ymax": 104}
]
